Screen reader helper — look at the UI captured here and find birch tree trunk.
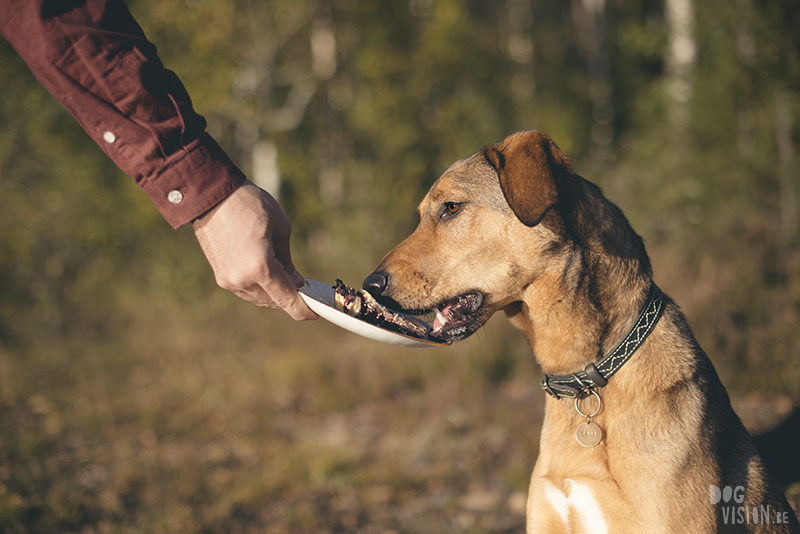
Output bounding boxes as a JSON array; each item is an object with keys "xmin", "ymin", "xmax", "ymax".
[
  {"xmin": 664, "ymin": 0, "xmax": 696, "ymax": 126},
  {"xmin": 775, "ymin": 89, "xmax": 797, "ymax": 241},
  {"xmin": 572, "ymin": 0, "xmax": 613, "ymax": 147}
]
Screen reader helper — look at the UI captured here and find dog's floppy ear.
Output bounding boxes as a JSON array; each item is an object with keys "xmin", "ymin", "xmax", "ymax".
[{"xmin": 481, "ymin": 130, "xmax": 573, "ymax": 227}]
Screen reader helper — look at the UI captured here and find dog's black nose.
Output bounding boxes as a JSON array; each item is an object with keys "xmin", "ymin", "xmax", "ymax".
[{"xmin": 363, "ymin": 271, "xmax": 388, "ymax": 296}]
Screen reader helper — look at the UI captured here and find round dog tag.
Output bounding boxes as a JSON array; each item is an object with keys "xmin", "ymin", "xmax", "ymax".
[{"xmin": 575, "ymin": 421, "xmax": 603, "ymax": 448}]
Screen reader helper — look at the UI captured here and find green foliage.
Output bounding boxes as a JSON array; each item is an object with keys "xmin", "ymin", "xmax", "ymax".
[{"xmin": 1, "ymin": 0, "xmax": 799, "ymax": 531}]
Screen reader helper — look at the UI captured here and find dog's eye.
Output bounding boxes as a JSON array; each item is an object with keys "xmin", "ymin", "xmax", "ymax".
[{"xmin": 441, "ymin": 202, "xmax": 462, "ymax": 219}]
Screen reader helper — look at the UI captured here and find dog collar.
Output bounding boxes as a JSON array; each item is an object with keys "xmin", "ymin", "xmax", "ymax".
[{"xmin": 540, "ymin": 283, "xmax": 665, "ymax": 399}]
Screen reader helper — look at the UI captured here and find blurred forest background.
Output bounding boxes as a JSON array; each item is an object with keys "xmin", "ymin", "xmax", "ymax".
[{"xmin": 1, "ymin": 0, "xmax": 799, "ymax": 532}]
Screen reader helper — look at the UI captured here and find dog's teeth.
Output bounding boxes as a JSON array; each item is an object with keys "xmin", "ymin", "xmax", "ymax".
[{"xmin": 434, "ymin": 310, "xmax": 448, "ymax": 331}]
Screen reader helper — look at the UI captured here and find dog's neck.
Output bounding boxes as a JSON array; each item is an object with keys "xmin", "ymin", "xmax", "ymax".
[{"xmin": 509, "ymin": 177, "xmax": 653, "ymax": 377}]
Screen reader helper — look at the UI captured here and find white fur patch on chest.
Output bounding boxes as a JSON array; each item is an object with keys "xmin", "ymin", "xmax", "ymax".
[{"xmin": 542, "ymin": 479, "xmax": 608, "ymax": 534}]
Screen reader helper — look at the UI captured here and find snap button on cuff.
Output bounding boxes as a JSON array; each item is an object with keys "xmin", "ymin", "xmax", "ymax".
[
  {"xmin": 167, "ymin": 190, "xmax": 184, "ymax": 204},
  {"xmin": 103, "ymin": 131, "xmax": 116, "ymax": 143}
]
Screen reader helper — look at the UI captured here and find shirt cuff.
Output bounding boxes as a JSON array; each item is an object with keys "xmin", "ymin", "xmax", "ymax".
[{"xmin": 140, "ymin": 133, "xmax": 246, "ymax": 229}]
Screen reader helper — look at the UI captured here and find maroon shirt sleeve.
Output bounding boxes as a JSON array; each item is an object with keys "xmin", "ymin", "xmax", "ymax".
[{"xmin": 0, "ymin": 0, "xmax": 245, "ymax": 228}]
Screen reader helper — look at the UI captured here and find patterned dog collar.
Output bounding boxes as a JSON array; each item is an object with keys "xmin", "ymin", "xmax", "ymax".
[{"xmin": 540, "ymin": 283, "xmax": 665, "ymax": 399}]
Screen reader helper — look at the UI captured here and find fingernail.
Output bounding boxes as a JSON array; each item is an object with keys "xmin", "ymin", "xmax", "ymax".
[{"xmin": 292, "ymin": 272, "xmax": 305, "ymax": 287}]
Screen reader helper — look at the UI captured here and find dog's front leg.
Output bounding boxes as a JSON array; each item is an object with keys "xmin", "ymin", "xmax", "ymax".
[{"xmin": 526, "ymin": 477, "xmax": 575, "ymax": 534}]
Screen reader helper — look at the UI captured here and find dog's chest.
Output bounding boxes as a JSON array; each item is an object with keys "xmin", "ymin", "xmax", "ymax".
[{"xmin": 535, "ymin": 478, "xmax": 608, "ymax": 534}]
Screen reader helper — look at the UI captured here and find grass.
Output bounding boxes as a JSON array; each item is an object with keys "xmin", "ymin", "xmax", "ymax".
[
  {"xmin": 0, "ymin": 278, "xmax": 544, "ymax": 533},
  {"xmin": 0, "ymin": 246, "xmax": 798, "ymax": 533}
]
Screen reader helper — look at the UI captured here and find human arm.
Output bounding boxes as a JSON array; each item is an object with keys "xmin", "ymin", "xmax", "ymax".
[
  {"xmin": 0, "ymin": 0, "xmax": 316, "ymax": 319},
  {"xmin": 0, "ymin": 0, "xmax": 240, "ymax": 226}
]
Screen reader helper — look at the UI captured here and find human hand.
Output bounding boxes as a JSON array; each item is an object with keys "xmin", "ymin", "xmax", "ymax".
[{"xmin": 192, "ymin": 180, "xmax": 318, "ymax": 321}]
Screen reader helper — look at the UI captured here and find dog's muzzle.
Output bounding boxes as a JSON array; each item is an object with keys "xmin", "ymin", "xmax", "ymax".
[{"xmin": 363, "ymin": 271, "xmax": 485, "ymax": 342}]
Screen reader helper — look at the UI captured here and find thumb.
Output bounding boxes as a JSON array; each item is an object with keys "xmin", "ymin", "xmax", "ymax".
[
  {"xmin": 271, "ymin": 224, "xmax": 304, "ymax": 287},
  {"xmin": 291, "ymin": 269, "xmax": 305, "ymax": 287}
]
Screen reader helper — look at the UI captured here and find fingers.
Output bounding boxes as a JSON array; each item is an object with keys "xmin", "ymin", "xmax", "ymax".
[
  {"xmin": 233, "ymin": 285, "xmax": 317, "ymax": 321},
  {"xmin": 254, "ymin": 193, "xmax": 317, "ymax": 320},
  {"xmin": 270, "ymin": 211, "xmax": 306, "ymax": 289},
  {"xmin": 219, "ymin": 255, "xmax": 318, "ymax": 321},
  {"xmin": 260, "ymin": 256, "xmax": 318, "ymax": 321},
  {"xmin": 192, "ymin": 181, "xmax": 318, "ymax": 321},
  {"xmin": 228, "ymin": 281, "xmax": 317, "ymax": 320}
]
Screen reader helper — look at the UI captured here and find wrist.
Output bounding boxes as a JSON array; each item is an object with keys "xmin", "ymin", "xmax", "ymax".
[{"xmin": 142, "ymin": 134, "xmax": 246, "ymax": 229}]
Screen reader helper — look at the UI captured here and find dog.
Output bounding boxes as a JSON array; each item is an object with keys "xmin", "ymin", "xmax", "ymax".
[{"xmin": 363, "ymin": 131, "xmax": 800, "ymax": 533}]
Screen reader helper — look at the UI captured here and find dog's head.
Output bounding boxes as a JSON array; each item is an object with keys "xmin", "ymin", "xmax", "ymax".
[{"xmin": 363, "ymin": 131, "xmax": 579, "ymax": 343}]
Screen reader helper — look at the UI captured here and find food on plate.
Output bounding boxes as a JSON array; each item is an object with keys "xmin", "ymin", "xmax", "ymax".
[{"xmin": 333, "ymin": 279, "xmax": 432, "ymax": 340}]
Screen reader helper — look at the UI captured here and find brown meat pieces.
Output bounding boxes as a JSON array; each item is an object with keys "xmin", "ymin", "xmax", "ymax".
[{"xmin": 333, "ymin": 279, "xmax": 431, "ymax": 339}]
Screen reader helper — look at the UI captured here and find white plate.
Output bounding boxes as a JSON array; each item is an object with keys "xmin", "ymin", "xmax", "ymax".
[{"xmin": 299, "ymin": 279, "xmax": 450, "ymax": 349}]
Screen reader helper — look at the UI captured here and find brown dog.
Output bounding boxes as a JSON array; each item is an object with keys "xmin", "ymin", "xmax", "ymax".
[{"xmin": 363, "ymin": 131, "xmax": 799, "ymax": 533}]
